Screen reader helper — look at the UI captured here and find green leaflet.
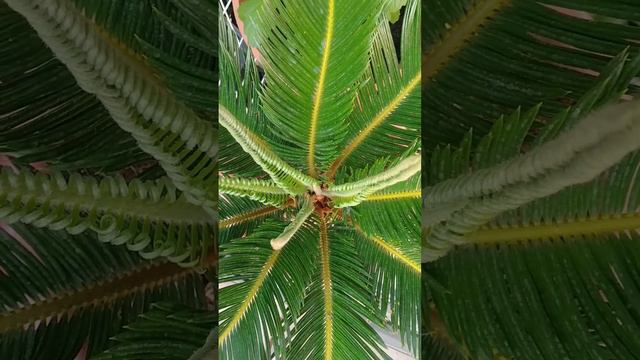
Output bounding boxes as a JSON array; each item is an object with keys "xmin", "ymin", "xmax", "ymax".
[
  {"xmin": 0, "ymin": 225, "xmax": 210, "ymax": 358},
  {"xmin": 247, "ymin": 0, "xmax": 384, "ymax": 173},
  {"xmin": 423, "ymin": 0, "xmax": 640, "ymax": 149},
  {"xmin": 425, "ymin": 99, "xmax": 640, "ymax": 261},
  {"xmin": 423, "ymin": 1, "xmax": 640, "ymax": 359},
  {"xmin": 1, "ymin": 0, "xmax": 216, "ymax": 358},
  {"xmin": 423, "ymin": 50, "xmax": 640, "ymax": 262},
  {"xmin": 386, "ymin": 0, "xmax": 407, "ymax": 23},
  {"xmin": 218, "ymin": 222, "xmax": 318, "ymax": 359},
  {"xmin": 327, "ymin": 0, "xmax": 421, "ymax": 177}
]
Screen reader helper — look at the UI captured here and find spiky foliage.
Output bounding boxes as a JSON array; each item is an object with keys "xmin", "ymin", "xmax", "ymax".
[
  {"xmin": 218, "ymin": 0, "xmax": 421, "ymax": 358},
  {"xmin": 0, "ymin": 0, "xmax": 215, "ymax": 357},
  {"xmin": 424, "ymin": 1, "xmax": 640, "ymax": 358}
]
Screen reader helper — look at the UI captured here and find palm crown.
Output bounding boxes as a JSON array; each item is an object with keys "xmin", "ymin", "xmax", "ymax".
[
  {"xmin": 423, "ymin": 1, "xmax": 640, "ymax": 359},
  {"xmin": 218, "ymin": 0, "xmax": 421, "ymax": 358}
]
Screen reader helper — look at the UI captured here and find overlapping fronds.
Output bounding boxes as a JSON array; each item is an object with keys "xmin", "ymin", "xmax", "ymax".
[
  {"xmin": 1, "ymin": 1, "xmax": 217, "ymax": 357},
  {"xmin": 218, "ymin": 1, "xmax": 421, "ymax": 357},
  {"xmin": 93, "ymin": 303, "xmax": 215, "ymax": 360},
  {"xmin": 424, "ymin": 35, "xmax": 640, "ymax": 359},
  {"xmin": 4, "ymin": 0, "xmax": 217, "ymax": 212},
  {"xmin": 0, "ymin": 225, "xmax": 211, "ymax": 359},
  {"xmin": 424, "ymin": 0, "xmax": 640, "ymax": 150},
  {"xmin": 288, "ymin": 221, "xmax": 390, "ymax": 360},
  {"xmin": 241, "ymin": 0, "xmax": 385, "ymax": 175},
  {"xmin": 217, "ymin": 11, "xmax": 269, "ymax": 178},
  {"xmin": 218, "ymin": 195, "xmax": 289, "ymax": 245},
  {"xmin": 218, "ymin": 222, "xmax": 317, "ymax": 359},
  {"xmin": 327, "ymin": 0, "xmax": 421, "ymax": 178},
  {"xmin": 1, "ymin": 1, "xmax": 216, "ymax": 175},
  {"xmin": 424, "ymin": 51, "xmax": 640, "ymax": 261}
]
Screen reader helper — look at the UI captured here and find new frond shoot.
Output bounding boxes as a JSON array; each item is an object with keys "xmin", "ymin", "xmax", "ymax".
[{"xmin": 423, "ymin": 99, "xmax": 640, "ymax": 262}]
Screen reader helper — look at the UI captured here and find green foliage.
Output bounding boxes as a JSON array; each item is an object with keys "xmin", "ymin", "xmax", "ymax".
[
  {"xmin": 0, "ymin": 0, "xmax": 215, "ymax": 357},
  {"xmin": 424, "ymin": 1, "xmax": 640, "ymax": 358},
  {"xmin": 0, "ymin": 225, "xmax": 209, "ymax": 359},
  {"xmin": 92, "ymin": 303, "xmax": 215, "ymax": 360},
  {"xmin": 424, "ymin": 0, "xmax": 640, "ymax": 150},
  {"xmin": 0, "ymin": 169, "xmax": 213, "ymax": 266},
  {"xmin": 218, "ymin": 0, "xmax": 421, "ymax": 358}
]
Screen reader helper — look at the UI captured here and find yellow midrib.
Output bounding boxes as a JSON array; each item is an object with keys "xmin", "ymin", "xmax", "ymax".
[
  {"xmin": 365, "ymin": 190, "xmax": 421, "ymax": 202},
  {"xmin": 467, "ymin": 212, "xmax": 640, "ymax": 244},
  {"xmin": 308, "ymin": 0, "xmax": 335, "ymax": 177},
  {"xmin": 319, "ymin": 217, "xmax": 334, "ymax": 360},
  {"xmin": 219, "ymin": 205, "xmax": 282, "ymax": 229},
  {"xmin": 423, "ymin": 0, "xmax": 511, "ymax": 80},
  {"xmin": 355, "ymin": 226, "xmax": 420, "ymax": 273},
  {"xmin": 219, "ymin": 250, "xmax": 281, "ymax": 343},
  {"xmin": 0, "ymin": 255, "xmax": 213, "ymax": 333},
  {"xmin": 328, "ymin": 73, "xmax": 421, "ymax": 179}
]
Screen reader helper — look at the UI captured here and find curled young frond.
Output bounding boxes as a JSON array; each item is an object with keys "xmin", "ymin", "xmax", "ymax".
[
  {"xmin": 0, "ymin": 168, "xmax": 214, "ymax": 266},
  {"xmin": 328, "ymin": 154, "xmax": 421, "ymax": 207},
  {"xmin": 423, "ymin": 99, "xmax": 640, "ymax": 262},
  {"xmin": 219, "ymin": 106, "xmax": 319, "ymax": 194},
  {"xmin": 5, "ymin": 0, "xmax": 217, "ymax": 212},
  {"xmin": 425, "ymin": 98, "xmax": 640, "ymax": 208},
  {"xmin": 220, "ymin": 176, "xmax": 289, "ymax": 206}
]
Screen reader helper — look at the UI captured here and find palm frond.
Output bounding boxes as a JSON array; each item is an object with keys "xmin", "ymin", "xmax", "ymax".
[
  {"xmin": 0, "ymin": 168, "xmax": 213, "ymax": 266},
  {"xmin": 218, "ymin": 221, "xmax": 317, "ymax": 359},
  {"xmin": 354, "ymin": 174, "xmax": 421, "ymax": 246},
  {"xmin": 219, "ymin": 107, "xmax": 318, "ymax": 194},
  {"xmin": 242, "ymin": 0, "xmax": 384, "ymax": 174},
  {"xmin": 270, "ymin": 198, "xmax": 315, "ymax": 250},
  {"xmin": 353, "ymin": 226, "xmax": 420, "ymax": 353},
  {"xmin": 92, "ymin": 303, "xmax": 215, "ymax": 360},
  {"xmin": 219, "ymin": 195, "xmax": 289, "ymax": 245},
  {"xmin": 424, "ymin": 52, "xmax": 640, "ymax": 261},
  {"xmin": 425, "ymin": 31, "xmax": 640, "ymax": 358},
  {"xmin": 218, "ymin": 2, "xmax": 420, "ymax": 357},
  {"xmin": 327, "ymin": 0, "xmax": 421, "ymax": 179},
  {"xmin": 288, "ymin": 219, "xmax": 390, "ymax": 360},
  {"xmin": 428, "ymin": 232, "xmax": 640, "ymax": 359},
  {"xmin": 0, "ymin": 224, "xmax": 211, "ymax": 359},
  {"xmin": 0, "ymin": 3, "xmax": 146, "ymax": 172},
  {"xmin": 329, "ymin": 151, "xmax": 420, "ymax": 208},
  {"xmin": 424, "ymin": 0, "xmax": 640, "ymax": 149},
  {"xmin": 218, "ymin": 10, "xmax": 270, "ymax": 178}
]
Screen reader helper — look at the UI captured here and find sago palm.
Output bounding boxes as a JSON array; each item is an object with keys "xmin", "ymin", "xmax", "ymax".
[
  {"xmin": 423, "ymin": 1, "xmax": 640, "ymax": 359},
  {"xmin": 218, "ymin": 0, "xmax": 420, "ymax": 358},
  {"xmin": 1, "ymin": 0, "xmax": 216, "ymax": 358}
]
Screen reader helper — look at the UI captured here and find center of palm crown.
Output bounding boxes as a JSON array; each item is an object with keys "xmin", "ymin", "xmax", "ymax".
[{"xmin": 309, "ymin": 183, "xmax": 333, "ymax": 216}]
